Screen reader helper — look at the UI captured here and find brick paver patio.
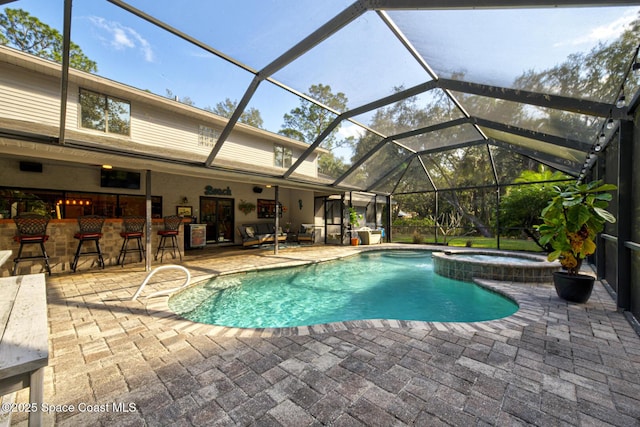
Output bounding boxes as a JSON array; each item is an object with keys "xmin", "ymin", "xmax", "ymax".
[{"xmin": 6, "ymin": 244, "xmax": 640, "ymax": 426}]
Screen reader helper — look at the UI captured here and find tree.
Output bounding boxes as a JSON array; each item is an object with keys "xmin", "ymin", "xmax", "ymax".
[
  {"xmin": 280, "ymin": 84, "xmax": 346, "ymax": 146},
  {"xmin": 350, "ymin": 86, "xmax": 496, "ymax": 236},
  {"xmin": 279, "ymin": 84, "xmax": 352, "ymax": 177},
  {"xmin": 0, "ymin": 8, "xmax": 97, "ymax": 72},
  {"xmin": 206, "ymin": 98, "xmax": 264, "ymax": 128},
  {"xmin": 499, "ymin": 167, "xmax": 570, "ymax": 241}
]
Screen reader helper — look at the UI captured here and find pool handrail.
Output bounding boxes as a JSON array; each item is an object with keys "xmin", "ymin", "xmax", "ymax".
[{"xmin": 131, "ymin": 264, "xmax": 191, "ymax": 301}]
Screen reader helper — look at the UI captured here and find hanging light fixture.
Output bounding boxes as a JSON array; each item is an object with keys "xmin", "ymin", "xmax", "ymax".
[
  {"xmin": 594, "ymin": 143, "xmax": 602, "ymax": 152},
  {"xmin": 598, "ymin": 132, "xmax": 606, "ymax": 143},
  {"xmin": 606, "ymin": 118, "xmax": 614, "ymax": 130},
  {"xmin": 616, "ymin": 87, "xmax": 626, "ymax": 108}
]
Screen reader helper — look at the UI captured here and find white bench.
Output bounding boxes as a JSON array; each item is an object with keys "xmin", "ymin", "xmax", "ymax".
[
  {"xmin": 0, "ymin": 251, "xmax": 10, "ymax": 269},
  {"xmin": 0, "ymin": 273, "xmax": 48, "ymax": 427}
]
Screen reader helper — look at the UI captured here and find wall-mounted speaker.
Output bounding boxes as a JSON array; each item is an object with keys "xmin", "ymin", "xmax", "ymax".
[
  {"xmin": 19, "ymin": 161, "xmax": 43, "ymax": 173},
  {"xmin": 253, "ymin": 186, "xmax": 263, "ymax": 193}
]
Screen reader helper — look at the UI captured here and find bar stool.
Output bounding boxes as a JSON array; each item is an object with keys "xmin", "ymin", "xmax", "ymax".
[
  {"xmin": 117, "ymin": 216, "xmax": 146, "ymax": 266},
  {"xmin": 155, "ymin": 215, "xmax": 183, "ymax": 262},
  {"xmin": 12, "ymin": 213, "xmax": 52, "ymax": 276},
  {"xmin": 72, "ymin": 215, "xmax": 105, "ymax": 272}
]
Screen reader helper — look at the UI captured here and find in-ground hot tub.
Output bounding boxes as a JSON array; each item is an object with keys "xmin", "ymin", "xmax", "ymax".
[{"xmin": 432, "ymin": 250, "xmax": 561, "ymax": 283}]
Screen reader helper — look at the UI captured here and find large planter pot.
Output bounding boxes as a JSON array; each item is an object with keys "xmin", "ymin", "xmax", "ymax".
[{"xmin": 552, "ymin": 271, "xmax": 595, "ymax": 303}]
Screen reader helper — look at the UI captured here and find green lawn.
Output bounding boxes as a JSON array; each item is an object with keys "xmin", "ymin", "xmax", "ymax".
[{"xmin": 391, "ymin": 234, "xmax": 543, "ymax": 252}]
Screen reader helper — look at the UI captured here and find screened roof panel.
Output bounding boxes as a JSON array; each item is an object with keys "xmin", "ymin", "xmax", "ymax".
[
  {"xmin": 122, "ymin": 0, "xmax": 354, "ymax": 71},
  {"xmin": 350, "ymin": 88, "xmax": 465, "ymax": 138},
  {"xmin": 450, "ymin": 92, "xmax": 605, "ymax": 143},
  {"xmin": 392, "ymin": 157, "xmax": 436, "ymax": 194},
  {"xmin": 482, "ymin": 128, "xmax": 585, "ymax": 169},
  {"xmin": 244, "ymin": 80, "xmax": 333, "ymax": 142},
  {"xmin": 69, "ymin": 1, "xmax": 255, "ymax": 112},
  {"xmin": 421, "ymin": 145, "xmax": 496, "ymax": 190},
  {"xmin": 271, "ymin": 11, "xmax": 432, "ymax": 110},
  {"xmin": 369, "ymin": 162, "xmax": 409, "ymax": 194},
  {"xmin": 488, "ymin": 146, "xmax": 570, "ymax": 185},
  {"xmin": 340, "ymin": 142, "xmax": 413, "ymax": 190},
  {"xmin": 3, "ymin": 0, "xmax": 639, "ymax": 196},
  {"xmin": 341, "ymin": 128, "xmax": 383, "ymax": 166},
  {"xmin": 389, "ymin": 7, "xmax": 640, "ymax": 102},
  {"xmin": 400, "ymin": 123, "xmax": 483, "ymax": 153}
]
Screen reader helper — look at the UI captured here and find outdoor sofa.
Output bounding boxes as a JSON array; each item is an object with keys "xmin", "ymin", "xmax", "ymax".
[{"xmin": 238, "ymin": 223, "xmax": 286, "ymax": 247}]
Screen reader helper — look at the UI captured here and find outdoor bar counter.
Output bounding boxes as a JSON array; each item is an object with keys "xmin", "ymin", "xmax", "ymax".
[{"xmin": 0, "ymin": 218, "xmax": 185, "ymax": 277}]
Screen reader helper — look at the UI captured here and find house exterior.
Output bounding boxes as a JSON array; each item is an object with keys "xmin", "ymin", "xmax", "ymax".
[{"xmin": 0, "ymin": 45, "xmax": 373, "ymax": 274}]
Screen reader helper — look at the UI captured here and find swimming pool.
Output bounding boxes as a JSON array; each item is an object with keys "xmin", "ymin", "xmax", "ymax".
[{"xmin": 169, "ymin": 250, "xmax": 518, "ymax": 328}]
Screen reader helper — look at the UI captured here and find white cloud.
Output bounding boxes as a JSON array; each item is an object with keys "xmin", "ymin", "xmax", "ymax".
[
  {"xmin": 338, "ymin": 123, "xmax": 366, "ymax": 140},
  {"xmin": 554, "ymin": 9, "xmax": 637, "ymax": 48},
  {"xmin": 89, "ymin": 16, "xmax": 155, "ymax": 62}
]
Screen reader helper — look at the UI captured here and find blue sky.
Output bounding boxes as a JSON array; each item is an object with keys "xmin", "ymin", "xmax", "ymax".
[{"xmin": 3, "ymin": 1, "xmax": 640, "ymax": 143}]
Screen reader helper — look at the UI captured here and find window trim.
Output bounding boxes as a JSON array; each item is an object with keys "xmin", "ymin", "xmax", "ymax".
[
  {"xmin": 79, "ymin": 88, "xmax": 131, "ymax": 136},
  {"xmin": 274, "ymin": 144, "xmax": 292, "ymax": 168}
]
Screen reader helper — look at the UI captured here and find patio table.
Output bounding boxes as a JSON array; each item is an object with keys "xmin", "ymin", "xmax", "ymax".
[{"xmin": 0, "ymin": 273, "xmax": 48, "ymax": 426}]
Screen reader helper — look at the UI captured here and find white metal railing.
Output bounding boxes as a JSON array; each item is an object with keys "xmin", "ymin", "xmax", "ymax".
[{"xmin": 131, "ymin": 264, "xmax": 191, "ymax": 301}]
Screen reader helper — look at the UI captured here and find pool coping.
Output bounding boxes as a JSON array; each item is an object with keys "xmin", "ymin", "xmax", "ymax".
[
  {"xmin": 141, "ymin": 245, "xmax": 554, "ymax": 337},
  {"xmin": 432, "ymin": 249, "xmax": 562, "ymax": 283}
]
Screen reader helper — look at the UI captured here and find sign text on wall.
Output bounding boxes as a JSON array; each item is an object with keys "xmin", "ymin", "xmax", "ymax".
[{"xmin": 204, "ymin": 185, "xmax": 232, "ymax": 196}]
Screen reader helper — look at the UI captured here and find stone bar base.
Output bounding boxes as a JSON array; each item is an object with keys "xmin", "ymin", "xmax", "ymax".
[{"xmin": 0, "ymin": 219, "xmax": 184, "ymax": 276}]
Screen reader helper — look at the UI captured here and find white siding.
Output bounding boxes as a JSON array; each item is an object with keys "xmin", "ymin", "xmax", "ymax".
[
  {"xmin": 218, "ymin": 136, "xmax": 272, "ymax": 165},
  {"xmin": 0, "ymin": 62, "xmax": 60, "ymax": 127},
  {"xmin": 0, "ymin": 51, "xmax": 320, "ymax": 179},
  {"xmin": 130, "ymin": 105, "xmax": 209, "ymax": 154}
]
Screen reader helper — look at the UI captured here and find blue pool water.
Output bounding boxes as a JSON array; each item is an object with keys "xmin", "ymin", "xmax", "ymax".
[{"xmin": 169, "ymin": 250, "xmax": 518, "ymax": 328}]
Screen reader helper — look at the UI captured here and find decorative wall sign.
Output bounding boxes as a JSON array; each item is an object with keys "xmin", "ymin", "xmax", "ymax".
[{"xmin": 204, "ymin": 185, "xmax": 232, "ymax": 196}]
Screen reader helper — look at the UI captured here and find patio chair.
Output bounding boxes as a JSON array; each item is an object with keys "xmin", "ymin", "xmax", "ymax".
[
  {"xmin": 155, "ymin": 215, "xmax": 183, "ymax": 262},
  {"xmin": 117, "ymin": 216, "xmax": 146, "ymax": 266},
  {"xmin": 298, "ymin": 224, "xmax": 316, "ymax": 244},
  {"xmin": 12, "ymin": 213, "xmax": 51, "ymax": 275},
  {"xmin": 72, "ymin": 215, "xmax": 106, "ymax": 272}
]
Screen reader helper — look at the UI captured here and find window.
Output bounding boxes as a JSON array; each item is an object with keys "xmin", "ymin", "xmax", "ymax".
[
  {"xmin": 199, "ymin": 125, "xmax": 220, "ymax": 147},
  {"xmin": 0, "ymin": 187, "xmax": 162, "ymax": 219},
  {"xmin": 274, "ymin": 144, "xmax": 292, "ymax": 168},
  {"xmin": 79, "ymin": 88, "xmax": 130, "ymax": 136}
]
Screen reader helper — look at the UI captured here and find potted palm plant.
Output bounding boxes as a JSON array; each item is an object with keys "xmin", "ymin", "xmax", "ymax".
[
  {"xmin": 535, "ymin": 179, "xmax": 617, "ymax": 303},
  {"xmin": 348, "ymin": 207, "xmax": 362, "ymax": 246}
]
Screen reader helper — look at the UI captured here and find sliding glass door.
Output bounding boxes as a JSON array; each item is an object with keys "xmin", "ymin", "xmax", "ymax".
[{"xmin": 200, "ymin": 197, "xmax": 234, "ymax": 244}]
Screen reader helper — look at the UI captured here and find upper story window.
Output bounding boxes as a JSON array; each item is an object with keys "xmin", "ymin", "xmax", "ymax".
[
  {"xmin": 79, "ymin": 88, "xmax": 130, "ymax": 136},
  {"xmin": 199, "ymin": 125, "xmax": 220, "ymax": 147},
  {"xmin": 274, "ymin": 144, "xmax": 292, "ymax": 168}
]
